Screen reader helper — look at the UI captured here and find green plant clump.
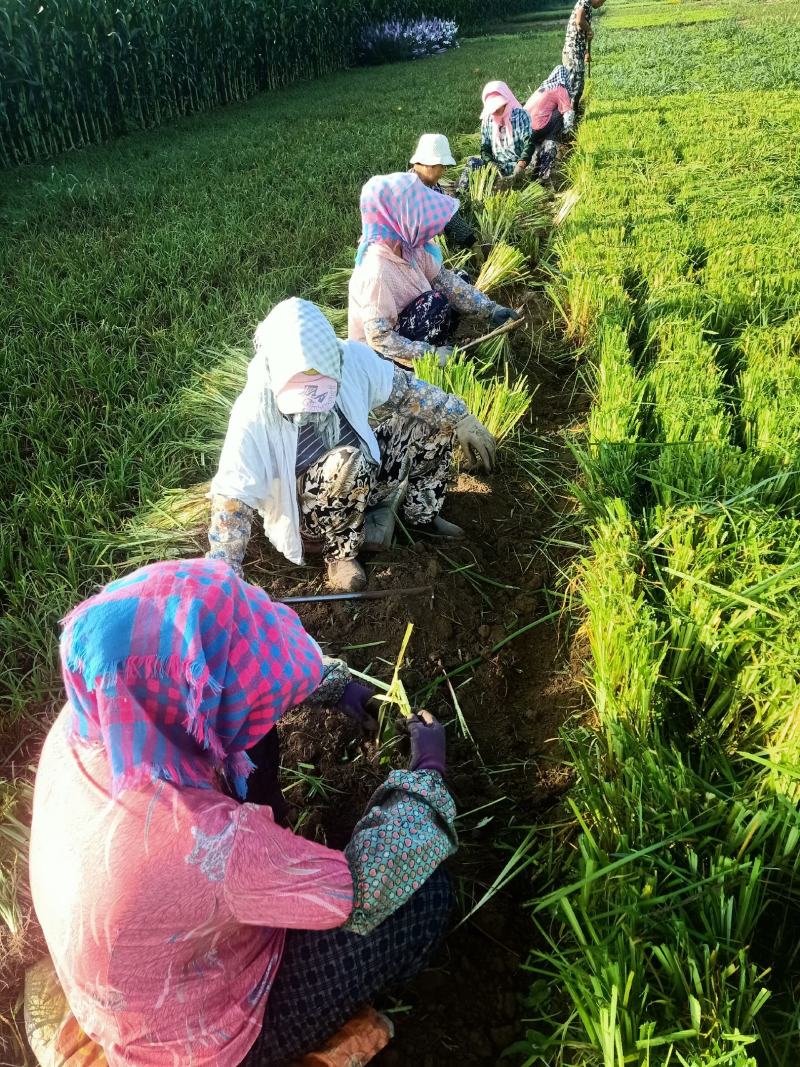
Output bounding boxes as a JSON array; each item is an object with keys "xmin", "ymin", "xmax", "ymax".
[{"xmin": 522, "ymin": 0, "xmax": 800, "ymax": 1064}]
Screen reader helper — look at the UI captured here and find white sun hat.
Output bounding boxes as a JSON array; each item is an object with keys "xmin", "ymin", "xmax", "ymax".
[{"xmin": 410, "ymin": 133, "xmax": 456, "ymax": 166}]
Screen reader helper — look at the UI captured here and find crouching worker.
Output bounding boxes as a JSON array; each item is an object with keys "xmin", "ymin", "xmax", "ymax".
[
  {"xmin": 29, "ymin": 559, "xmax": 456, "ymax": 1066},
  {"xmin": 410, "ymin": 133, "xmax": 477, "ymax": 252},
  {"xmin": 458, "ymin": 81, "xmax": 536, "ymax": 190},
  {"xmin": 207, "ymin": 298, "xmax": 496, "ymax": 592},
  {"xmin": 348, "ymin": 172, "xmax": 517, "ymax": 366},
  {"xmin": 523, "ymin": 75, "xmax": 575, "ymax": 181}
]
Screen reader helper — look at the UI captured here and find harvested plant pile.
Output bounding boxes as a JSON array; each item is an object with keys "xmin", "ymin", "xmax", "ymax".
[{"xmin": 521, "ymin": 1, "xmax": 800, "ymax": 1064}]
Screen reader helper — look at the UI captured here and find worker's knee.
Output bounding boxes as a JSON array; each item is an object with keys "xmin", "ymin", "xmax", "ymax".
[
  {"xmin": 406, "ymin": 867, "xmax": 454, "ymax": 946},
  {"xmin": 317, "ymin": 446, "xmax": 372, "ymax": 496}
]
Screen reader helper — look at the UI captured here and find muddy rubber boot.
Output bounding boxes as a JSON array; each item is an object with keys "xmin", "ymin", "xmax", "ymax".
[
  {"xmin": 362, "ymin": 505, "xmax": 396, "ymax": 552},
  {"xmin": 362, "ymin": 480, "xmax": 408, "ymax": 552},
  {"xmin": 411, "ymin": 515, "xmax": 465, "ymax": 539},
  {"xmin": 326, "ymin": 557, "xmax": 367, "ymax": 592}
]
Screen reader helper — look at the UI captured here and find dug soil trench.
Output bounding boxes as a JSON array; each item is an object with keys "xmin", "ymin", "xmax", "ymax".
[{"xmin": 246, "ymin": 299, "xmax": 588, "ymax": 1065}]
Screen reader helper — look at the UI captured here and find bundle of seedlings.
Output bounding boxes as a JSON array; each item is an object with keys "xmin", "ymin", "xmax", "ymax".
[{"xmin": 414, "ymin": 351, "xmax": 534, "ymax": 442}]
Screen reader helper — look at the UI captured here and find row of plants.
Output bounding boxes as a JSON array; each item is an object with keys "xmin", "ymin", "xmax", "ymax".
[
  {"xmin": 0, "ymin": 0, "xmax": 537, "ymax": 168},
  {"xmin": 518, "ymin": 0, "xmax": 800, "ymax": 1063}
]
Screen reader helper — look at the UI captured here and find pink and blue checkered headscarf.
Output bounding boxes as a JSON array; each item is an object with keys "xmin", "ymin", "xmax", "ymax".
[
  {"xmin": 355, "ymin": 172, "xmax": 459, "ymax": 267},
  {"xmin": 60, "ymin": 559, "xmax": 323, "ymax": 799}
]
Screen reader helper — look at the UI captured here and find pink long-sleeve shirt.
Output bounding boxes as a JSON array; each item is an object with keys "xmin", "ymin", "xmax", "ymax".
[
  {"xmin": 525, "ymin": 86, "xmax": 573, "ymax": 130},
  {"xmin": 348, "ymin": 243, "xmax": 442, "ymax": 342},
  {"xmin": 29, "ymin": 706, "xmax": 354, "ymax": 1067}
]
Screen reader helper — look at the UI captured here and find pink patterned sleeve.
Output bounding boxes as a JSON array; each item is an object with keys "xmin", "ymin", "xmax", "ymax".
[{"xmin": 224, "ymin": 804, "xmax": 354, "ymax": 929}]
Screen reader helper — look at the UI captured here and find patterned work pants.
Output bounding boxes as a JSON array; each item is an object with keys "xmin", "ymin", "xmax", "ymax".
[
  {"xmin": 531, "ymin": 108, "xmax": 563, "ymax": 180},
  {"xmin": 396, "ymin": 289, "xmax": 453, "ymax": 346},
  {"xmin": 562, "ymin": 47, "xmax": 585, "ymax": 104},
  {"xmin": 241, "ymin": 868, "xmax": 453, "ymax": 1065},
  {"xmin": 298, "ymin": 415, "xmax": 454, "ymax": 561}
]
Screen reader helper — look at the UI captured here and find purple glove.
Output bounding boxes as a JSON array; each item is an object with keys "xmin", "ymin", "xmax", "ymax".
[
  {"xmin": 337, "ymin": 681, "xmax": 378, "ymax": 731},
  {"xmin": 407, "ymin": 712, "xmax": 446, "ymax": 775}
]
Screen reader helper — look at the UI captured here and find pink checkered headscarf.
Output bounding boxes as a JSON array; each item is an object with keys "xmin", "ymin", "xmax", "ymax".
[
  {"xmin": 481, "ymin": 80, "xmax": 524, "ymax": 137},
  {"xmin": 355, "ymin": 172, "xmax": 459, "ymax": 266},
  {"xmin": 60, "ymin": 559, "xmax": 323, "ymax": 799}
]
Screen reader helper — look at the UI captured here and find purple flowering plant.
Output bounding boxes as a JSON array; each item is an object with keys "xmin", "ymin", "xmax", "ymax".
[{"xmin": 358, "ymin": 17, "xmax": 459, "ymax": 66}]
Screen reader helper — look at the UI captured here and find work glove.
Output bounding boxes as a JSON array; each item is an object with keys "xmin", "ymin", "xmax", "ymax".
[
  {"xmin": 435, "ymin": 345, "xmax": 455, "ymax": 367},
  {"xmin": 337, "ymin": 681, "xmax": 378, "ymax": 732},
  {"xmin": 407, "ymin": 711, "xmax": 446, "ymax": 775},
  {"xmin": 456, "ymin": 413, "xmax": 496, "ymax": 474},
  {"xmin": 489, "ymin": 305, "xmax": 521, "ymax": 328},
  {"xmin": 563, "ymin": 109, "xmax": 575, "ymax": 133}
]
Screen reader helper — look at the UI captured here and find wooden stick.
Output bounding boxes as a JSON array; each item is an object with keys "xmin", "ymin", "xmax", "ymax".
[{"xmin": 458, "ymin": 307, "xmax": 528, "ymax": 353}]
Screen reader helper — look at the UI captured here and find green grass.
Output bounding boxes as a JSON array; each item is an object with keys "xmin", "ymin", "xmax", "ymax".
[
  {"xmin": 524, "ymin": 0, "xmax": 800, "ymax": 1063},
  {"xmin": 602, "ymin": 2, "xmax": 729, "ymax": 30},
  {"xmin": 415, "ymin": 352, "xmax": 536, "ymax": 441},
  {"xmin": 0, "ymin": 22, "xmax": 563, "ymax": 721}
]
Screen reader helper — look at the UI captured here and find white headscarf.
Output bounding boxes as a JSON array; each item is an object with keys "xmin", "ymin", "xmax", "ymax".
[{"xmin": 249, "ymin": 297, "xmax": 344, "ymax": 450}]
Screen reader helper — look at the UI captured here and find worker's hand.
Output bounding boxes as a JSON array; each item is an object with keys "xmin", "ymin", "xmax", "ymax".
[
  {"xmin": 563, "ymin": 110, "xmax": 576, "ymax": 134},
  {"xmin": 514, "ymin": 159, "xmax": 528, "ymax": 173},
  {"xmin": 337, "ymin": 681, "xmax": 378, "ymax": 732},
  {"xmin": 490, "ymin": 305, "xmax": 521, "ymax": 328},
  {"xmin": 435, "ymin": 345, "xmax": 455, "ymax": 367},
  {"xmin": 456, "ymin": 413, "xmax": 497, "ymax": 474},
  {"xmin": 407, "ymin": 711, "xmax": 446, "ymax": 775}
]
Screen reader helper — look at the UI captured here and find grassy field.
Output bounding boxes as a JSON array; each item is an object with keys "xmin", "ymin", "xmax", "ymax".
[
  {"xmin": 519, "ymin": 0, "xmax": 800, "ymax": 1063},
  {"xmin": 0, "ymin": 23, "xmax": 565, "ymax": 724}
]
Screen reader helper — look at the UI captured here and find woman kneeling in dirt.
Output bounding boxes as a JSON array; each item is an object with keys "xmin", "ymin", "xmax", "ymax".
[
  {"xmin": 30, "ymin": 559, "xmax": 456, "ymax": 1066},
  {"xmin": 347, "ymin": 171, "xmax": 518, "ymax": 366},
  {"xmin": 207, "ymin": 297, "xmax": 496, "ymax": 593},
  {"xmin": 459, "ymin": 81, "xmax": 537, "ymax": 189}
]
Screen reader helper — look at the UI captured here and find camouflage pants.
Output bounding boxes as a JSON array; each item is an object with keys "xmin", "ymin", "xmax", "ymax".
[
  {"xmin": 562, "ymin": 46, "xmax": 585, "ymax": 104},
  {"xmin": 298, "ymin": 414, "xmax": 454, "ymax": 561}
]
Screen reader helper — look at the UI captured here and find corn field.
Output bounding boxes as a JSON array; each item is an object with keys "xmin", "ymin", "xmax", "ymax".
[{"xmin": 0, "ymin": 0, "xmax": 534, "ymax": 167}]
